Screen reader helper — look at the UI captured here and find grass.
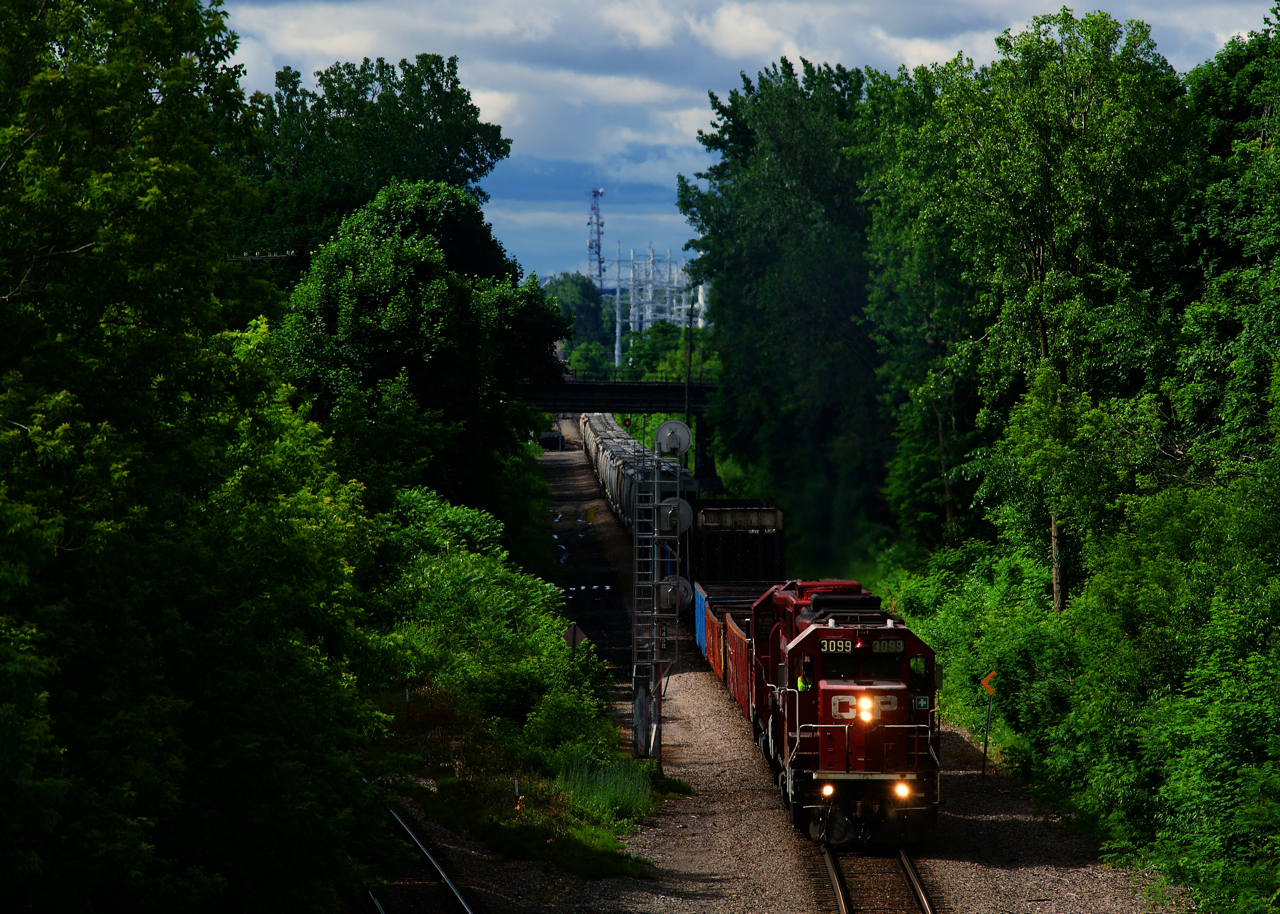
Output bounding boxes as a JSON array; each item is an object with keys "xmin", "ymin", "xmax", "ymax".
[
  {"xmin": 373, "ymin": 683, "xmax": 661, "ymax": 880},
  {"xmin": 555, "ymin": 748, "xmax": 656, "ymax": 825},
  {"xmin": 647, "ymin": 765, "xmax": 693, "ymax": 799},
  {"xmin": 473, "ymin": 819, "xmax": 654, "ymax": 880},
  {"xmin": 395, "ymin": 769, "xmax": 656, "ymax": 880}
]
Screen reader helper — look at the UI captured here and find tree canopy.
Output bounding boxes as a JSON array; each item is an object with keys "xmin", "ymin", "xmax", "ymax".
[
  {"xmin": 678, "ymin": 59, "xmax": 891, "ymax": 568},
  {"xmin": 235, "ymin": 53, "xmax": 511, "ymax": 283},
  {"xmin": 0, "ymin": 5, "xmax": 584, "ymax": 910},
  {"xmin": 682, "ymin": 7, "xmax": 1280, "ymax": 908},
  {"xmin": 0, "ymin": 0, "xmax": 393, "ymax": 907},
  {"xmin": 273, "ymin": 180, "xmax": 568, "ymax": 562}
]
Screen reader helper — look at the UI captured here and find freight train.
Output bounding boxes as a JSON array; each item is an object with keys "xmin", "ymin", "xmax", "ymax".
[
  {"xmin": 697, "ymin": 580, "xmax": 939, "ymax": 844},
  {"xmin": 579, "ymin": 411, "xmax": 697, "ymax": 533},
  {"xmin": 578, "ymin": 412, "xmax": 940, "ymax": 844}
]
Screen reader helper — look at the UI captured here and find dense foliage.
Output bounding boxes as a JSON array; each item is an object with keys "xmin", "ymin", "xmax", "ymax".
[
  {"xmin": 0, "ymin": 1, "xmax": 394, "ymax": 907},
  {"xmin": 543, "ymin": 271, "xmax": 614, "ymax": 376},
  {"xmin": 0, "ymin": 2, "xmax": 618, "ymax": 910},
  {"xmin": 273, "ymin": 180, "xmax": 567, "ymax": 565},
  {"xmin": 679, "ymin": 59, "xmax": 890, "ymax": 570},
  {"xmin": 681, "ymin": 7, "xmax": 1280, "ymax": 910},
  {"xmin": 235, "ymin": 53, "xmax": 510, "ymax": 284}
]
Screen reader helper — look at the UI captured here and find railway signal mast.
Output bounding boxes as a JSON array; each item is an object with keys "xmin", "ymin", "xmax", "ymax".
[{"xmin": 632, "ymin": 419, "xmax": 693, "ymax": 761}]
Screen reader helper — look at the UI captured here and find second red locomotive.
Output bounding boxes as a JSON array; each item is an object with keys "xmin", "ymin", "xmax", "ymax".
[{"xmin": 697, "ymin": 579, "xmax": 939, "ymax": 844}]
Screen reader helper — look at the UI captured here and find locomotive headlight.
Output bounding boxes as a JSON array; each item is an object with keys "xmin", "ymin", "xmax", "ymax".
[
  {"xmin": 860, "ymin": 710, "xmax": 873, "ymax": 722},
  {"xmin": 858, "ymin": 696, "xmax": 872, "ymax": 711},
  {"xmin": 894, "ymin": 782, "xmax": 911, "ymax": 798},
  {"xmin": 822, "ymin": 784, "xmax": 834, "ymax": 798}
]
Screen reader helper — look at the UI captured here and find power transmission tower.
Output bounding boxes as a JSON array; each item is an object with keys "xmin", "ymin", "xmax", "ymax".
[{"xmin": 584, "ymin": 192, "xmax": 710, "ymax": 367}]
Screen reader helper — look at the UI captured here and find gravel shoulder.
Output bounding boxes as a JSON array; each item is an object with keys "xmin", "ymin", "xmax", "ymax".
[
  {"xmin": 913, "ymin": 728, "xmax": 1196, "ymax": 914},
  {"xmin": 564, "ymin": 645, "xmax": 818, "ymax": 914}
]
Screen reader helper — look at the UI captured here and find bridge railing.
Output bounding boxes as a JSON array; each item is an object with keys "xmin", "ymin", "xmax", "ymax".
[{"xmin": 557, "ymin": 363, "xmax": 707, "ymax": 384}]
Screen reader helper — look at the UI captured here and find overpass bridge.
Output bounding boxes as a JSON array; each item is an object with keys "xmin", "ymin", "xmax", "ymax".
[{"xmin": 520, "ymin": 380, "xmax": 716, "ymax": 415}]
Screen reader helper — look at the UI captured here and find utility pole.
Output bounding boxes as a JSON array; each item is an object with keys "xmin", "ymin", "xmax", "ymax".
[{"xmin": 615, "ymin": 240, "xmax": 624, "ymax": 367}]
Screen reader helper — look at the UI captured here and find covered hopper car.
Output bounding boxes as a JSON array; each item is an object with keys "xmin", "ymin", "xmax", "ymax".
[{"xmin": 579, "ymin": 412, "xmax": 696, "ymax": 533}]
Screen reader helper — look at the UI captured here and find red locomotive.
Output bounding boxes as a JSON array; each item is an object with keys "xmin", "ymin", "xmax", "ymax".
[{"xmin": 696, "ymin": 578, "xmax": 939, "ymax": 844}]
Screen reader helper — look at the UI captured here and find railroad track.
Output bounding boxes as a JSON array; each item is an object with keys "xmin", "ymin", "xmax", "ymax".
[
  {"xmin": 363, "ymin": 807, "xmax": 477, "ymax": 914},
  {"xmin": 815, "ymin": 845, "xmax": 937, "ymax": 914}
]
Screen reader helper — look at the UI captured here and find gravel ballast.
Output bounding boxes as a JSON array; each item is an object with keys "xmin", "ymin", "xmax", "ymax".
[{"xmin": 912, "ymin": 728, "xmax": 1194, "ymax": 914}]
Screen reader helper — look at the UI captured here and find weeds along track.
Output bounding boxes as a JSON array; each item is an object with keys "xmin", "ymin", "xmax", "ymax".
[{"xmin": 810, "ymin": 845, "xmax": 938, "ymax": 914}]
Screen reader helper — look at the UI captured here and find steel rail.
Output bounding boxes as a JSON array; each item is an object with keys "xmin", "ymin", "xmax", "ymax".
[
  {"xmin": 898, "ymin": 849, "xmax": 937, "ymax": 914},
  {"xmin": 822, "ymin": 846, "xmax": 936, "ymax": 914},
  {"xmin": 388, "ymin": 806, "xmax": 476, "ymax": 914},
  {"xmin": 821, "ymin": 846, "xmax": 851, "ymax": 914}
]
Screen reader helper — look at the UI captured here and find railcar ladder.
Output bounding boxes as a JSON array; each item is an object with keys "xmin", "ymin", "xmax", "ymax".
[
  {"xmin": 631, "ymin": 434, "xmax": 656, "ymax": 757},
  {"xmin": 631, "ymin": 431, "xmax": 682, "ymax": 760}
]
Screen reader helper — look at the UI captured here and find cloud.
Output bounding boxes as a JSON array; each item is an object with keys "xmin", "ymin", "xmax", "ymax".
[
  {"xmin": 686, "ymin": 4, "xmax": 789, "ymax": 60},
  {"xmin": 599, "ymin": 0, "xmax": 678, "ymax": 49},
  {"xmin": 867, "ymin": 25, "xmax": 1001, "ymax": 70},
  {"xmin": 485, "ymin": 206, "xmax": 588, "ymax": 230},
  {"xmin": 223, "ymin": 0, "xmax": 1279, "ymax": 276},
  {"xmin": 470, "ymin": 90, "xmax": 521, "ymax": 127},
  {"xmin": 232, "ymin": 5, "xmax": 382, "ymax": 64}
]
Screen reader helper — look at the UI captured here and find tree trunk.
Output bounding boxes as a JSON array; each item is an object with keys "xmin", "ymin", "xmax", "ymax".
[
  {"xmin": 1050, "ymin": 512, "xmax": 1065, "ymax": 612},
  {"xmin": 935, "ymin": 408, "xmax": 955, "ymax": 547}
]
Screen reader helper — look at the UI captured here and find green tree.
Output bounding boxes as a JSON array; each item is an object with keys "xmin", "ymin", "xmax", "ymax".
[
  {"xmin": 273, "ymin": 180, "xmax": 569, "ymax": 563},
  {"xmin": 915, "ymin": 10, "xmax": 1188, "ymax": 607},
  {"xmin": 569, "ymin": 341, "xmax": 613, "ymax": 380},
  {"xmin": 237, "ymin": 54, "xmax": 510, "ymax": 284},
  {"xmin": 543, "ymin": 272, "xmax": 613, "ymax": 359},
  {"xmin": 860, "ymin": 66, "xmax": 984, "ymax": 550},
  {"xmin": 678, "ymin": 59, "xmax": 891, "ymax": 571},
  {"xmin": 622, "ymin": 321, "xmax": 682, "ymax": 378},
  {"xmin": 0, "ymin": 0, "xmax": 398, "ymax": 908},
  {"xmin": 1171, "ymin": 17, "xmax": 1280, "ymax": 477}
]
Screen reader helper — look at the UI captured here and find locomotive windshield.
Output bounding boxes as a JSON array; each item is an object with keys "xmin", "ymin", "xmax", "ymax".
[
  {"xmin": 909, "ymin": 655, "xmax": 931, "ymax": 691},
  {"xmin": 819, "ymin": 652, "xmax": 901, "ymax": 683}
]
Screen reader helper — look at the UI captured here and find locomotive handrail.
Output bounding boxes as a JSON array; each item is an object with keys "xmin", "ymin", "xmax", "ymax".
[
  {"xmin": 797, "ymin": 719, "xmax": 939, "ymax": 773},
  {"xmin": 772, "ymin": 684, "xmax": 805, "ymax": 761},
  {"xmin": 885, "ymin": 720, "xmax": 935, "ymax": 772},
  {"xmin": 797, "ymin": 722, "xmax": 852, "ymax": 756},
  {"xmin": 775, "ymin": 684, "xmax": 798, "ymax": 734}
]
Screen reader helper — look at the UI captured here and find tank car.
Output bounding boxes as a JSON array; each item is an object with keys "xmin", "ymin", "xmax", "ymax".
[
  {"xmin": 579, "ymin": 412, "xmax": 696, "ymax": 533},
  {"xmin": 698, "ymin": 579, "xmax": 939, "ymax": 844}
]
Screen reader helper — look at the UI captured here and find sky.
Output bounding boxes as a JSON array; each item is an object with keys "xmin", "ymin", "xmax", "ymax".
[{"xmin": 222, "ymin": 0, "xmax": 1276, "ymax": 280}]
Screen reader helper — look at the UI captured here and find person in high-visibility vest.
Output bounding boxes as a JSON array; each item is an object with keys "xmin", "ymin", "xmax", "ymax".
[{"xmin": 797, "ymin": 655, "xmax": 814, "ymax": 692}]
